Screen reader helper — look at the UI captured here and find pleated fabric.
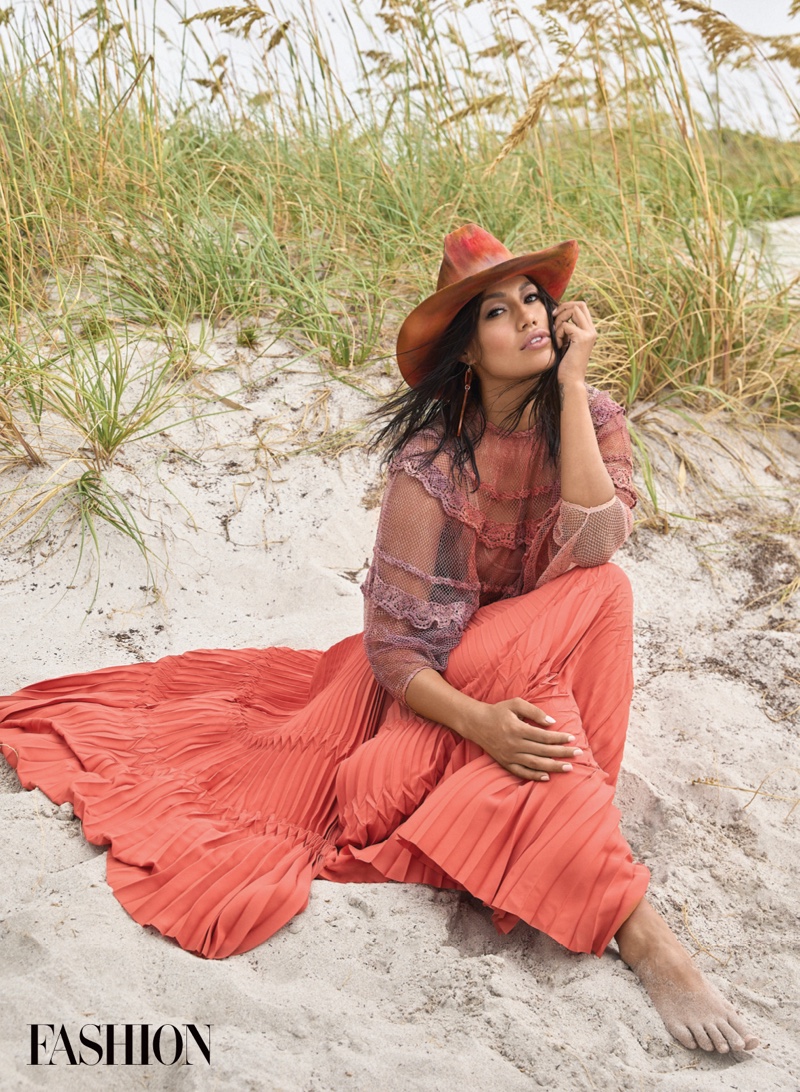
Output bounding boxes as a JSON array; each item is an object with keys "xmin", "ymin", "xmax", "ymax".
[{"xmin": 0, "ymin": 562, "xmax": 649, "ymax": 959}]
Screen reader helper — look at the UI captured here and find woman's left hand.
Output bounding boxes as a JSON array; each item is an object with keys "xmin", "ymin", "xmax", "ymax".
[{"xmin": 553, "ymin": 299, "xmax": 597, "ymax": 386}]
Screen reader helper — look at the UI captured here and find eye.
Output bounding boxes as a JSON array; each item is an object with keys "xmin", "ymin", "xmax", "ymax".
[{"xmin": 484, "ymin": 291, "xmax": 540, "ymax": 320}]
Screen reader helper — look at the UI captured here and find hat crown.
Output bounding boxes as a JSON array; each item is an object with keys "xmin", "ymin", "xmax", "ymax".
[
  {"xmin": 436, "ymin": 223, "xmax": 514, "ymax": 292},
  {"xmin": 397, "ymin": 224, "xmax": 578, "ymax": 387}
]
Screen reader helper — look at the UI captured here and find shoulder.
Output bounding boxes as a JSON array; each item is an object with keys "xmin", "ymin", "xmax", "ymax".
[
  {"xmin": 585, "ymin": 383, "xmax": 627, "ymax": 430},
  {"xmin": 389, "ymin": 425, "xmax": 457, "ymax": 478},
  {"xmin": 382, "ymin": 427, "xmax": 477, "ymax": 523}
]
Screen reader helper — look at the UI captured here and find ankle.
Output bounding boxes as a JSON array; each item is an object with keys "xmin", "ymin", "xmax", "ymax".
[{"xmin": 615, "ymin": 898, "xmax": 665, "ymax": 967}]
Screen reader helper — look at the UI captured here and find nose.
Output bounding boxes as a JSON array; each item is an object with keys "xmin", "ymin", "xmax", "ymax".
[{"xmin": 519, "ymin": 300, "xmax": 542, "ymax": 328}]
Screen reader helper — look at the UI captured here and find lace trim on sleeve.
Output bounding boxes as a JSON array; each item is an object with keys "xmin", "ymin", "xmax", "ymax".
[
  {"xmin": 559, "ymin": 494, "xmax": 619, "ymax": 516},
  {"xmin": 584, "ymin": 387, "xmax": 637, "ymax": 509},
  {"xmin": 586, "ymin": 384, "xmax": 626, "ymax": 428},
  {"xmin": 372, "ymin": 544, "xmax": 479, "ymax": 592},
  {"xmin": 552, "ymin": 494, "xmax": 633, "ymax": 553},
  {"xmin": 361, "ymin": 567, "xmax": 479, "ymax": 631}
]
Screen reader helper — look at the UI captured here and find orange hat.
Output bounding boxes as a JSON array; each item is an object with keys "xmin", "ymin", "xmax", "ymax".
[{"xmin": 396, "ymin": 224, "xmax": 579, "ymax": 387}]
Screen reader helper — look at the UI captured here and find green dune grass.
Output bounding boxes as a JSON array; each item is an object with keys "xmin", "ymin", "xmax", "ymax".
[{"xmin": 0, "ymin": 0, "xmax": 798, "ymax": 559}]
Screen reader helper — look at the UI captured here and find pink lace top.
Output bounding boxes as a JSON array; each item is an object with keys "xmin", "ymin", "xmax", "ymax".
[{"xmin": 361, "ymin": 384, "xmax": 636, "ymax": 702}]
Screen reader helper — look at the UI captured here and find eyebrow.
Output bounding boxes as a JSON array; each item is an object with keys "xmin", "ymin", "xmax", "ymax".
[{"xmin": 482, "ymin": 281, "xmax": 535, "ymax": 302}]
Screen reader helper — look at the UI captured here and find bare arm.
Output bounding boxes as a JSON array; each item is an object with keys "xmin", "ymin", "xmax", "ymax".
[
  {"xmin": 404, "ymin": 667, "xmax": 581, "ymax": 783},
  {"xmin": 531, "ymin": 299, "xmax": 635, "ymax": 576},
  {"xmin": 552, "ymin": 298, "xmax": 616, "ymax": 507},
  {"xmin": 558, "ymin": 379, "xmax": 616, "ymax": 508}
]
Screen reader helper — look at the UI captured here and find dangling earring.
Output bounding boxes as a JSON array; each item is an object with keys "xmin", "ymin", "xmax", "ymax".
[{"xmin": 456, "ymin": 365, "xmax": 472, "ymax": 438}]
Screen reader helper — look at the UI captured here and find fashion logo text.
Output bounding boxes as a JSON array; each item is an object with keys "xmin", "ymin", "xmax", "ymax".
[{"xmin": 29, "ymin": 1024, "xmax": 212, "ymax": 1066}]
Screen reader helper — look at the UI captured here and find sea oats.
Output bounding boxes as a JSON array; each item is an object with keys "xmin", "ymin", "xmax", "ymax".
[
  {"xmin": 483, "ymin": 64, "xmax": 567, "ymax": 175},
  {"xmin": 766, "ymin": 37, "xmax": 800, "ymax": 73},
  {"xmin": 443, "ymin": 93, "xmax": 508, "ymax": 124},
  {"xmin": 477, "ymin": 36, "xmax": 526, "ymax": 60},
  {"xmin": 182, "ymin": 5, "xmax": 269, "ymax": 40},
  {"xmin": 266, "ymin": 21, "xmax": 290, "ymax": 53},
  {"xmin": 670, "ymin": 0, "xmax": 757, "ymax": 69}
]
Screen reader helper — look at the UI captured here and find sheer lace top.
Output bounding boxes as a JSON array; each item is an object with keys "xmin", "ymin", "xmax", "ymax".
[{"xmin": 361, "ymin": 384, "xmax": 636, "ymax": 702}]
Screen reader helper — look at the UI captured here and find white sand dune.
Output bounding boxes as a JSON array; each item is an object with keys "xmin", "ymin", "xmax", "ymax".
[{"xmin": 1, "ymin": 290, "xmax": 799, "ymax": 1089}]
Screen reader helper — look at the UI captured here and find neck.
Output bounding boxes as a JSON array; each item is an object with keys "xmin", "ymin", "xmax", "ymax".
[{"xmin": 479, "ymin": 380, "xmax": 535, "ymax": 431}]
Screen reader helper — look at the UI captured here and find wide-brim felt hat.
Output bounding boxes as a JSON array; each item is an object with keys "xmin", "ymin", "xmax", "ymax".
[{"xmin": 396, "ymin": 223, "xmax": 579, "ymax": 387}]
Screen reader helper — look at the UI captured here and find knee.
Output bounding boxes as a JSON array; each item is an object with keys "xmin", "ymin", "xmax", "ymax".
[
  {"xmin": 588, "ymin": 564, "xmax": 633, "ymax": 627},
  {"xmin": 598, "ymin": 562, "xmax": 632, "ymax": 601}
]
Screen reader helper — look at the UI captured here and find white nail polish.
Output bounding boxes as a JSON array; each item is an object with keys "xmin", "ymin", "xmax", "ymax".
[{"xmin": 545, "ymin": 716, "xmax": 556, "ymax": 725}]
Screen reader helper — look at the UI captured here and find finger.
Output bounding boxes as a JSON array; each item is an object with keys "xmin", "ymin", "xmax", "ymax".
[
  {"xmin": 517, "ymin": 741, "xmax": 583, "ymax": 759},
  {"xmin": 553, "ymin": 320, "xmax": 583, "ymax": 341},
  {"xmin": 510, "ymin": 723, "xmax": 582, "ymax": 752},
  {"xmin": 516, "ymin": 722, "xmax": 578, "ymax": 747},
  {"xmin": 508, "ymin": 764, "xmax": 550, "ymax": 782},
  {"xmin": 555, "ymin": 311, "xmax": 589, "ymax": 332},
  {"xmin": 511, "ymin": 753, "xmax": 576, "ymax": 774},
  {"xmin": 555, "ymin": 301, "xmax": 592, "ymax": 325},
  {"xmin": 510, "ymin": 700, "xmax": 563, "ymax": 729},
  {"xmin": 516, "ymin": 729, "xmax": 580, "ymax": 749},
  {"xmin": 511, "ymin": 714, "xmax": 576, "ymax": 744},
  {"xmin": 555, "ymin": 300, "xmax": 589, "ymax": 314}
]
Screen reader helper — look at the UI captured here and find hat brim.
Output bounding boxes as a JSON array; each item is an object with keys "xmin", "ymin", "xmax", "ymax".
[{"xmin": 396, "ymin": 239, "xmax": 579, "ymax": 387}]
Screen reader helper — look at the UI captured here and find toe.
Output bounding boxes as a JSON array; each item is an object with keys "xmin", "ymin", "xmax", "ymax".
[
  {"xmin": 718, "ymin": 1020, "xmax": 746, "ymax": 1052},
  {"xmin": 691, "ymin": 1025, "xmax": 715, "ymax": 1052},
  {"xmin": 727, "ymin": 1011, "xmax": 758, "ymax": 1050},
  {"xmin": 704, "ymin": 1023, "xmax": 730, "ymax": 1054},
  {"xmin": 672, "ymin": 1025, "xmax": 698, "ymax": 1050}
]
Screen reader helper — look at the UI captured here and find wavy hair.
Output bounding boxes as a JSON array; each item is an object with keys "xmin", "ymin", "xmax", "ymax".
[{"xmin": 368, "ymin": 279, "xmax": 566, "ymax": 487}]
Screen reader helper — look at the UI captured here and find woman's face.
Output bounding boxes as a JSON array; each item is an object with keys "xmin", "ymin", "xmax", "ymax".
[{"xmin": 463, "ymin": 273, "xmax": 555, "ymax": 384}]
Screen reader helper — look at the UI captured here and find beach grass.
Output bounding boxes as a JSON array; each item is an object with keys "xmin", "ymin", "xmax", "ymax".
[{"xmin": 0, "ymin": 0, "xmax": 799, "ymax": 558}]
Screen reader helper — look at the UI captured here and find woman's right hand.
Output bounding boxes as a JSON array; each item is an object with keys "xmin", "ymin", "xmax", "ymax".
[{"xmin": 466, "ymin": 698, "xmax": 581, "ymax": 781}]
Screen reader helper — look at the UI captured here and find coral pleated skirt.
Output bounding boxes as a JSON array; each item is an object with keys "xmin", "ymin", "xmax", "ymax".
[{"xmin": 0, "ymin": 562, "xmax": 650, "ymax": 960}]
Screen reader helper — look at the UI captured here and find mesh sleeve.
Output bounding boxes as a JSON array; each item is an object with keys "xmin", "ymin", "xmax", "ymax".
[
  {"xmin": 537, "ymin": 395, "xmax": 637, "ymax": 586},
  {"xmin": 361, "ymin": 460, "xmax": 480, "ymax": 703}
]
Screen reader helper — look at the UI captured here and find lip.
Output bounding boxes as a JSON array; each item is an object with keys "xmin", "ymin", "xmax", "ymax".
[{"xmin": 521, "ymin": 328, "xmax": 551, "ymax": 351}]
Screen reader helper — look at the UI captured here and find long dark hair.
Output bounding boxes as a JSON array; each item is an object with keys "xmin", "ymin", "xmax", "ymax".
[{"xmin": 369, "ymin": 278, "xmax": 567, "ymax": 487}]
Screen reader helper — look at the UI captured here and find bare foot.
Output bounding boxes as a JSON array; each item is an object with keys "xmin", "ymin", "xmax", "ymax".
[{"xmin": 615, "ymin": 898, "xmax": 759, "ymax": 1054}]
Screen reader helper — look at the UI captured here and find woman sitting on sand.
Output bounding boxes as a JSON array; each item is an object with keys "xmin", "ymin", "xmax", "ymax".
[{"xmin": 0, "ymin": 223, "xmax": 757, "ymax": 1055}]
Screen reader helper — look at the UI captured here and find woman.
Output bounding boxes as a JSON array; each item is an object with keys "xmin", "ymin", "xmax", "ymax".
[{"xmin": 0, "ymin": 224, "xmax": 757, "ymax": 1056}]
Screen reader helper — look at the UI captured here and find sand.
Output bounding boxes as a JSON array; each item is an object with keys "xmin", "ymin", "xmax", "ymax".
[{"xmin": 1, "ymin": 264, "xmax": 799, "ymax": 1089}]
